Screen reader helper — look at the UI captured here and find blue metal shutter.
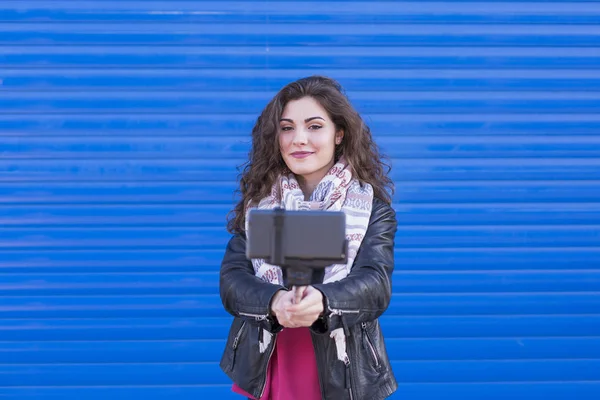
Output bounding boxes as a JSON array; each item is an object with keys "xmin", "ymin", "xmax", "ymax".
[{"xmin": 1, "ymin": 1, "xmax": 600, "ymax": 399}]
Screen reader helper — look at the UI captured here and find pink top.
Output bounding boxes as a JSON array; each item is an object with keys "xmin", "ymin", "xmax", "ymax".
[{"xmin": 232, "ymin": 327, "xmax": 321, "ymax": 399}]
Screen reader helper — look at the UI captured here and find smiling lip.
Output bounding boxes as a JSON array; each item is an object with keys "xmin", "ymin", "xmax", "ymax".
[{"xmin": 290, "ymin": 151, "xmax": 314, "ymax": 159}]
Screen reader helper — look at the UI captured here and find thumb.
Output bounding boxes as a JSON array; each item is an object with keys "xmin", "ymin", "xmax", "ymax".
[{"xmin": 292, "ymin": 286, "xmax": 307, "ymax": 304}]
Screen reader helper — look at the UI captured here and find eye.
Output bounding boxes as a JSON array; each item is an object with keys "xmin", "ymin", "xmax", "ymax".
[
  {"xmin": 309, "ymin": 124, "xmax": 322, "ymax": 130},
  {"xmin": 280, "ymin": 126, "xmax": 293, "ymax": 131}
]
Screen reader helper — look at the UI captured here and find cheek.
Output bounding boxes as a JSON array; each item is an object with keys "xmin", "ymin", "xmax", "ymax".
[
  {"xmin": 315, "ymin": 135, "xmax": 336, "ymax": 154},
  {"xmin": 278, "ymin": 134, "xmax": 289, "ymax": 150}
]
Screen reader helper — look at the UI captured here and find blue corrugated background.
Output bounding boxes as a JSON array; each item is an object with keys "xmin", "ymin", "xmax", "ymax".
[{"xmin": 1, "ymin": 1, "xmax": 600, "ymax": 399}]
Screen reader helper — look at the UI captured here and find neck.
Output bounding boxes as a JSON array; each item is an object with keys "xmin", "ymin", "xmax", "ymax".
[
  {"xmin": 298, "ymin": 175, "xmax": 319, "ymax": 200},
  {"xmin": 297, "ymin": 160, "xmax": 336, "ymax": 200}
]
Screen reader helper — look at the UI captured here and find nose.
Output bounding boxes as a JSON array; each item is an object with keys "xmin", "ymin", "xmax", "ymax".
[{"xmin": 292, "ymin": 128, "xmax": 308, "ymax": 146}]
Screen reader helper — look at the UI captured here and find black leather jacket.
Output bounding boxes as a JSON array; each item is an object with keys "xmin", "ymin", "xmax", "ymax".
[{"xmin": 219, "ymin": 197, "xmax": 398, "ymax": 399}]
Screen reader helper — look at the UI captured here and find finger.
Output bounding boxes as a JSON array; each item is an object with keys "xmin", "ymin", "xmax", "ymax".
[
  {"xmin": 293, "ymin": 286, "xmax": 307, "ymax": 304},
  {"xmin": 286, "ymin": 303, "xmax": 313, "ymax": 315},
  {"xmin": 283, "ymin": 295, "xmax": 295, "ymax": 307},
  {"xmin": 301, "ymin": 286, "xmax": 312, "ymax": 300},
  {"xmin": 288, "ymin": 315, "xmax": 320, "ymax": 328},
  {"xmin": 283, "ymin": 319, "xmax": 301, "ymax": 328},
  {"xmin": 279, "ymin": 319, "xmax": 296, "ymax": 328},
  {"xmin": 273, "ymin": 298, "xmax": 296, "ymax": 324},
  {"xmin": 276, "ymin": 311, "xmax": 294, "ymax": 327},
  {"xmin": 294, "ymin": 287, "xmax": 320, "ymax": 305},
  {"xmin": 281, "ymin": 319, "xmax": 296, "ymax": 328},
  {"xmin": 297, "ymin": 286, "xmax": 307, "ymax": 303},
  {"xmin": 286, "ymin": 295, "xmax": 321, "ymax": 314},
  {"xmin": 290, "ymin": 312, "xmax": 319, "ymax": 322},
  {"xmin": 279, "ymin": 294, "xmax": 295, "ymax": 309},
  {"xmin": 281, "ymin": 290, "xmax": 298, "ymax": 306},
  {"xmin": 287, "ymin": 303, "xmax": 323, "ymax": 319}
]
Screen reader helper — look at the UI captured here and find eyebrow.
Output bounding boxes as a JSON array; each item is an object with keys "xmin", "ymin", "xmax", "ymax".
[{"xmin": 279, "ymin": 116, "xmax": 326, "ymax": 124}]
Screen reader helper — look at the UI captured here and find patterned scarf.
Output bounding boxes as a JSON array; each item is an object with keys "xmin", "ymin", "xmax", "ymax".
[{"xmin": 245, "ymin": 158, "xmax": 374, "ymax": 361}]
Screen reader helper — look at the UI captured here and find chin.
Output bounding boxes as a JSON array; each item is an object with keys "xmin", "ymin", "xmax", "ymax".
[
  {"xmin": 285, "ymin": 157, "xmax": 330, "ymax": 178},
  {"xmin": 288, "ymin": 164, "xmax": 317, "ymax": 176}
]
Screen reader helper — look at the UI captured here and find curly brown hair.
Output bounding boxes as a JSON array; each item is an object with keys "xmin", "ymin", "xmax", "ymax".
[{"xmin": 227, "ymin": 75, "xmax": 394, "ymax": 234}]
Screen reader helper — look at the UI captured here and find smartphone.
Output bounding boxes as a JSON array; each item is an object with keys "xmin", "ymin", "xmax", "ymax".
[{"xmin": 246, "ymin": 208, "xmax": 347, "ymax": 266}]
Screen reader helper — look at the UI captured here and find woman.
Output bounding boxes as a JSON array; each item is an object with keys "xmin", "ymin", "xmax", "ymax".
[{"xmin": 219, "ymin": 75, "xmax": 398, "ymax": 399}]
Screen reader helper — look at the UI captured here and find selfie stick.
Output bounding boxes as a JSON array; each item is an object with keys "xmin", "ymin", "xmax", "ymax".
[
  {"xmin": 270, "ymin": 207, "xmax": 347, "ymax": 304},
  {"xmin": 272, "ymin": 208, "xmax": 305, "ymax": 303}
]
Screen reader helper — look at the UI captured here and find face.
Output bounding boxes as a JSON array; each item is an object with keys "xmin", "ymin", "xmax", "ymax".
[{"xmin": 278, "ymin": 96, "xmax": 343, "ymax": 191}]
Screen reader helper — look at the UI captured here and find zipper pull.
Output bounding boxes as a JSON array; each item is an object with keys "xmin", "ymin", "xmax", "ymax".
[
  {"xmin": 345, "ymin": 362, "xmax": 351, "ymax": 388},
  {"xmin": 345, "ymin": 361, "xmax": 354, "ymax": 400},
  {"xmin": 238, "ymin": 311, "xmax": 269, "ymax": 322},
  {"xmin": 328, "ymin": 306, "xmax": 360, "ymax": 316},
  {"xmin": 327, "ymin": 306, "xmax": 358, "ymax": 337},
  {"xmin": 230, "ymin": 336, "xmax": 239, "ymax": 372},
  {"xmin": 328, "ymin": 305, "xmax": 343, "ymax": 316}
]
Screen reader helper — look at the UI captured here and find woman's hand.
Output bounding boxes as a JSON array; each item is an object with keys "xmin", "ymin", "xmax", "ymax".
[
  {"xmin": 270, "ymin": 289, "xmax": 298, "ymax": 328},
  {"xmin": 285, "ymin": 286, "xmax": 324, "ymax": 328},
  {"xmin": 270, "ymin": 286, "xmax": 325, "ymax": 328}
]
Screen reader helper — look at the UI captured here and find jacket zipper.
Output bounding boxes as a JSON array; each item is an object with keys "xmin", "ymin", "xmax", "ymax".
[
  {"xmin": 238, "ymin": 311, "xmax": 269, "ymax": 321},
  {"xmin": 230, "ymin": 321, "xmax": 246, "ymax": 371},
  {"xmin": 326, "ymin": 305, "xmax": 359, "ymax": 400},
  {"xmin": 328, "ymin": 306, "xmax": 360, "ymax": 316},
  {"xmin": 361, "ymin": 322, "xmax": 380, "ymax": 368},
  {"xmin": 238, "ymin": 310, "xmax": 276, "ymax": 398},
  {"xmin": 346, "ymin": 358, "xmax": 354, "ymax": 400},
  {"xmin": 259, "ymin": 334, "xmax": 278, "ymax": 398}
]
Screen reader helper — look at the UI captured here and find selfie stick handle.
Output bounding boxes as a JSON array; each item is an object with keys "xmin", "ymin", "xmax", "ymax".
[{"xmin": 272, "ymin": 208, "xmax": 310, "ymax": 301}]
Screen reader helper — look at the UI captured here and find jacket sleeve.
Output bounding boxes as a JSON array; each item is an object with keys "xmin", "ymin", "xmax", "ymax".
[
  {"xmin": 219, "ymin": 233, "xmax": 287, "ymax": 333},
  {"xmin": 311, "ymin": 198, "xmax": 397, "ymax": 334}
]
